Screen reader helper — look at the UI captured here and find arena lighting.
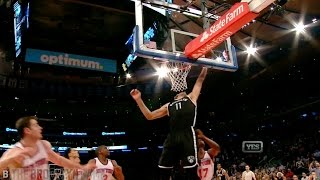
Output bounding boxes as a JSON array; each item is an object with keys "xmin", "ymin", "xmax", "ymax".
[
  {"xmin": 63, "ymin": 146, "xmax": 127, "ymax": 151},
  {"xmin": 122, "ymin": 149, "xmax": 131, "ymax": 152},
  {"xmin": 5, "ymin": 128, "xmax": 17, "ymax": 132},
  {"xmin": 62, "ymin": 131, "xmax": 87, "ymax": 136},
  {"xmin": 294, "ymin": 22, "xmax": 305, "ymax": 33},
  {"xmin": 246, "ymin": 45, "xmax": 257, "ymax": 55},
  {"xmin": 107, "ymin": 145, "xmax": 128, "ymax": 150},
  {"xmin": 101, "ymin": 132, "xmax": 126, "ymax": 136},
  {"xmin": 156, "ymin": 66, "xmax": 169, "ymax": 78},
  {"xmin": 0, "ymin": 144, "xmax": 14, "ymax": 149},
  {"xmin": 0, "ymin": 145, "xmax": 128, "ymax": 150},
  {"xmin": 126, "ymin": 73, "xmax": 132, "ymax": 79},
  {"xmin": 138, "ymin": 147, "xmax": 148, "ymax": 150},
  {"xmin": 301, "ymin": 113, "xmax": 307, "ymax": 118},
  {"xmin": 58, "ymin": 147, "xmax": 68, "ymax": 151}
]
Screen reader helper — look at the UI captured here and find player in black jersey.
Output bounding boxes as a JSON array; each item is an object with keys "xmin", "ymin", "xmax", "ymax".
[
  {"xmin": 130, "ymin": 67, "xmax": 208, "ymax": 180},
  {"xmin": 216, "ymin": 164, "xmax": 229, "ymax": 180}
]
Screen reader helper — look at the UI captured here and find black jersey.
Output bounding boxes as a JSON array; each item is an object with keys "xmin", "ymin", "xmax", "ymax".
[
  {"xmin": 167, "ymin": 96, "xmax": 197, "ymax": 131},
  {"xmin": 217, "ymin": 169, "xmax": 226, "ymax": 180}
]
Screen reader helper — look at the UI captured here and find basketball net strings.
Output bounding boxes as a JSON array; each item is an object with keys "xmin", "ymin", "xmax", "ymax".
[{"xmin": 166, "ymin": 62, "xmax": 191, "ymax": 92}]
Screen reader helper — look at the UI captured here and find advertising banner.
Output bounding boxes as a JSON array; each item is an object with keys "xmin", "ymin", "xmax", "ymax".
[{"xmin": 25, "ymin": 48, "xmax": 117, "ymax": 73}]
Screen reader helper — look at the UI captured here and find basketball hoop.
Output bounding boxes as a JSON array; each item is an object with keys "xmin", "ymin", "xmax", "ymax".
[{"xmin": 165, "ymin": 62, "xmax": 191, "ymax": 92}]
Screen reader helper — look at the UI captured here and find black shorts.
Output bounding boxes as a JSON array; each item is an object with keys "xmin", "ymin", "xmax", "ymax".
[{"xmin": 158, "ymin": 127, "xmax": 198, "ymax": 168}]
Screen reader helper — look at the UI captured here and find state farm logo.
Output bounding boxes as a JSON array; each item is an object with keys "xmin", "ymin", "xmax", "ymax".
[
  {"xmin": 199, "ymin": 4, "xmax": 244, "ymax": 43},
  {"xmin": 200, "ymin": 31, "xmax": 210, "ymax": 43}
]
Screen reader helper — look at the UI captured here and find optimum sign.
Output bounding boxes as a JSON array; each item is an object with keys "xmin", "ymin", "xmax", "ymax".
[
  {"xmin": 242, "ymin": 141, "xmax": 263, "ymax": 153},
  {"xmin": 25, "ymin": 49, "xmax": 116, "ymax": 73}
]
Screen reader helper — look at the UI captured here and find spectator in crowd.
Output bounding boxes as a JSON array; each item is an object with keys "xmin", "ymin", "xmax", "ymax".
[
  {"xmin": 285, "ymin": 169, "xmax": 294, "ymax": 179},
  {"xmin": 301, "ymin": 172, "xmax": 309, "ymax": 180},
  {"xmin": 216, "ymin": 164, "xmax": 229, "ymax": 180},
  {"xmin": 64, "ymin": 148, "xmax": 86, "ymax": 180},
  {"xmin": 277, "ymin": 172, "xmax": 287, "ymax": 180},
  {"xmin": 309, "ymin": 162, "xmax": 320, "ymax": 178},
  {"xmin": 242, "ymin": 165, "xmax": 256, "ymax": 180},
  {"xmin": 293, "ymin": 175, "xmax": 299, "ymax": 180},
  {"xmin": 309, "ymin": 171, "xmax": 317, "ymax": 180}
]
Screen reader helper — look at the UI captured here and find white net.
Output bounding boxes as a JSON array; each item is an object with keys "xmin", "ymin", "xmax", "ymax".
[{"xmin": 166, "ymin": 62, "xmax": 191, "ymax": 92}]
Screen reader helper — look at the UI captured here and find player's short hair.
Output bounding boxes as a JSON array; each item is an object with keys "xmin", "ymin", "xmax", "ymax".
[
  {"xmin": 95, "ymin": 145, "xmax": 106, "ymax": 156},
  {"xmin": 64, "ymin": 147, "xmax": 73, "ymax": 158},
  {"xmin": 15, "ymin": 116, "xmax": 38, "ymax": 138}
]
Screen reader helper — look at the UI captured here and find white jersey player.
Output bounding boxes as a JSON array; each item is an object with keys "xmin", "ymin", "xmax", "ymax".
[
  {"xmin": 90, "ymin": 157, "xmax": 115, "ymax": 180},
  {"xmin": 64, "ymin": 148, "xmax": 87, "ymax": 180},
  {"xmin": 198, "ymin": 151, "xmax": 215, "ymax": 180},
  {"xmin": 0, "ymin": 116, "xmax": 95, "ymax": 180},
  {"xmin": 11, "ymin": 141, "xmax": 49, "ymax": 180},
  {"xmin": 196, "ymin": 129, "xmax": 220, "ymax": 180},
  {"xmin": 88, "ymin": 145, "xmax": 124, "ymax": 180}
]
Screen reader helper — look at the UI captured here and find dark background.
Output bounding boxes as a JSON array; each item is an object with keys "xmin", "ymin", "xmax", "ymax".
[{"xmin": 0, "ymin": 0, "xmax": 320, "ymax": 179}]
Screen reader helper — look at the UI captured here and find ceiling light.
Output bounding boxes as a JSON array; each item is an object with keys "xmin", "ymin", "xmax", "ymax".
[
  {"xmin": 312, "ymin": 18, "xmax": 317, "ymax": 23},
  {"xmin": 126, "ymin": 73, "xmax": 131, "ymax": 79},
  {"xmin": 246, "ymin": 46, "xmax": 257, "ymax": 55},
  {"xmin": 294, "ymin": 23, "xmax": 305, "ymax": 33},
  {"xmin": 156, "ymin": 66, "xmax": 169, "ymax": 78}
]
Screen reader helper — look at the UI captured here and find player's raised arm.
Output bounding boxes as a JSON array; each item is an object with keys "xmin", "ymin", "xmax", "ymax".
[
  {"xmin": 196, "ymin": 129, "xmax": 220, "ymax": 158},
  {"xmin": 130, "ymin": 89, "xmax": 169, "ymax": 120},
  {"xmin": 189, "ymin": 67, "xmax": 208, "ymax": 103},
  {"xmin": 43, "ymin": 140, "xmax": 95, "ymax": 170},
  {"xmin": 111, "ymin": 160, "xmax": 125, "ymax": 180}
]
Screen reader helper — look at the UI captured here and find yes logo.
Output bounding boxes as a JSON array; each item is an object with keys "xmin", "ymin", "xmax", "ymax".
[{"xmin": 242, "ymin": 141, "xmax": 263, "ymax": 153}]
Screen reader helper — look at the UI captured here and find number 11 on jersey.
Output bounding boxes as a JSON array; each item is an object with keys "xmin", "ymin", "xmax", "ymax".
[{"xmin": 175, "ymin": 102, "xmax": 182, "ymax": 110}]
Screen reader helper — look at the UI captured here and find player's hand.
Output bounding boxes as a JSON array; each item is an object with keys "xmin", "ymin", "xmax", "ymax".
[
  {"xmin": 112, "ymin": 160, "xmax": 122, "ymax": 172},
  {"xmin": 195, "ymin": 129, "xmax": 204, "ymax": 139},
  {"xmin": 114, "ymin": 165, "xmax": 123, "ymax": 174},
  {"xmin": 112, "ymin": 160, "xmax": 124, "ymax": 179},
  {"xmin": 130, "ymin": 89, "xmax": 141, "ymax": 100}
]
